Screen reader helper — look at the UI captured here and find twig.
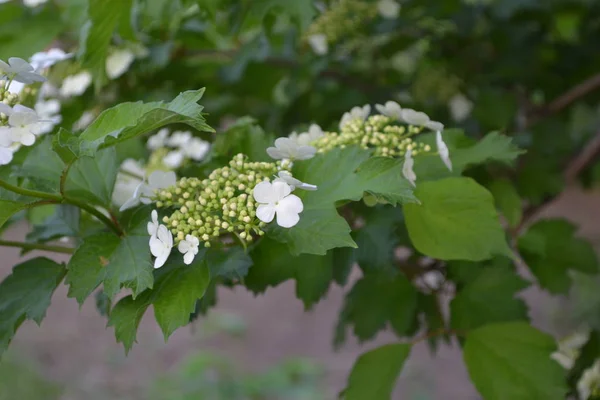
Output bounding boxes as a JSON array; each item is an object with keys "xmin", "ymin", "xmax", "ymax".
[
  {"xmin": 527, "ymin": 72, "xmax": 600, "ymax": 127},
  {"xmin": 0, "ymin": 239, "xmax": 74, "ymax": 254},
  {"xmin": 410, "ymin": 328, "xmax": 462, "ymax": 345},
  {"xmin": 564, "ymin": 128, "xmax": 600, "ymax": 183}
]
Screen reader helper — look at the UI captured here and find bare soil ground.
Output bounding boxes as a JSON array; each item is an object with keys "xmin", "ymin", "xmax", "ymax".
[{"xmin": 2, "ymin": 186, "xmax": 599, "ymax": 400}]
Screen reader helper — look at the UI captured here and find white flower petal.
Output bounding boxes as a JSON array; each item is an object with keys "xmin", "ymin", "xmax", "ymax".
[
  {"xmin": 163, "ymin": 150, "xmax": 184, "ymax": 169},
  {"xmin": 401, "ymin": 108, "xmax": 430, "ymax": 126},
  {"xmin": 0, "ymin": 146, "xmax": 14, "ymax": 165},
  {"xmin": 154, "ymin": 252, "xmax": 170, "ymax": 269},
  {"xmin": 106, "ymin": 49, "xmax": 135, "ymax": 79},
  {"xmin": 436, "ymin": 131, "xmax": 452, "ymax": 171},
  {"xmin": 253, "ymin": 181, "xmax": 276, "ymax": 203},
  {"xmin": 178, "ymin": 240, "xmax": 191, "ymax": 254},
  {"xmin": 402, "ymin": 149, "xmax": 416, "ymax": 187},
  {"xmin": 425, "ymin": 120, "xmax": 444, "ymax": 131},
  {"xmin": 271, "ymin": 181, "xmax": 292, "ymax": 201},
  {"xmin": 277, "ymin": 194, "xmax": 303, "ymax": 214},
  {"xmin": 275, "ymin": 207, "xmax": 300, "ymax": 228},
  {"xmin": 148, "ymin": 170, "xmax": 176, "ymax": 190},
  {"xmin": 183, "ymin": 251, "xmax": 195, "ymax": 265},
  {"xmin": 308, "ymin": 34, "xmax": 328, "ymax": 55},
  {"xmin": 256, "ymin": 204, "xmax": 276, "ymax": 223}
]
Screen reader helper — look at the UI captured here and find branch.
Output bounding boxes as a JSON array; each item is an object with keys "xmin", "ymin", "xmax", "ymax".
[
  {"xmin": 564, "ymin": 128, "xmax": 600, "ymax": 183},
  {"xmin": 527, "ymin": 72, "xmax": 600, "ymax": 126},
  {"xmin": 0, "ymin": 239, "xmax": 74, "ymax": 254}
]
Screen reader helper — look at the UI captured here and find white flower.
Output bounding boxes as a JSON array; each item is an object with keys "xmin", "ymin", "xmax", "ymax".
[
  {"xmin": 30, "ymin": 48, "xmax": 73, "ymax": 70},
  {"xmin": 23, "ymin": 0, "xmax": 48, "ymax": 6},
  {"xmin": 34, "ymin": 99, "xmax": 61, "ymax": 135},
  {"xmin": 448, "ymin": 93, "xmax": 473, "ymax": 122},
  {"xmin": 0, "ymin": 145, "xmax": 16, "ymax": 166},
  {"xmin": 308, "ymin": 34, "xmax": 328, "ymax": 55},
  {"xmin": 184, "ymin": 137, "xmax": 211, "ymax": 161},
  {"xmin": 60, "ymin": 71, "xmax": 92, "ymax": 97},
  {"xmin": 0, "ymin": 57, "xmax": 46, "ymax": 84},
  {"xmin": 375, "ymin": 101, "xmax": 402, "ymax": 119},
  {"xmin": 39, "ymin": 82, "xmax": 59, "ymax": 98},
  {"xmin": 178, "ymin": 234, "xmax": 199, "ymax": 265},
  {"xmin": 402, "ymin": 148, "xmax": 416, "ymax": 186},
  {"xmin": 266, "ymin": 137, "xmax": 316, "ymax": 161},
  {"xmin": 147, "ymin": 210, "xmax": 160, "ymax": 237},
  {"xmin": 377, "ymin": 0, "xmax": 400, "ymax": 18},
  {"xmin": 340, "ymin": 104, "xmax": 371, "ymax": 128},
  {"xmin": 551, "ymin": 331, "xmax": 590, "ymax": 370},
  {"xmin": 119, "ymin": 170, "xmax": 176, "ymax": 211},
  {"xmin": 436, "ymin": 131, "xmax": 452, "ymax": 171},
  {"xmin": 0, "ymin": 105, "xmax": 43, "ymax": 147},
  {"xmin": 578, "ymin": 360, "xmax": 600, "ymax": 400},
  {"xmin": 163, "ymin": 150, "xmax": 185, "ymax": 169},
  {"xmin": 289, "ymin": 124, "xmax": 324, "ymax": 146},
  {"xmin": 7, "ymin": 80, "xmax": 24, "ymax": 94},
  {"xmin": 167, "ymin": 130, "xmax": 192, "ymax": 148},
  {"xmin": 149, "ymin": 225, "xmax": 173, "ymax": 269},
  {"xmin": 274, "ymin": 171, "xmax": 317, "ymax": 191},
  {"xmin": 106, "ymin": 49, "xmax": 135, "ymax": 79},
  {"xmin": 72, "ymin": 110, "xmax": 95, "ymax": 131},
  {"xmin": 147, "ymin": 128, "xmax": 169, "ymax": 150},
  {"xmin": 253, "ymin": 181, "xmax": 304, "ymax": 228},
  {"xmin": 112, "ymin": 159, "xmax": 145, "ymax": 207},
  {"xmin": 400, "ymin": 108, "xmax": 444, "ymax": 131}
]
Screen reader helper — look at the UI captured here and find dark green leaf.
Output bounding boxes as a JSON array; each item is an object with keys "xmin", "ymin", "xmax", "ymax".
[
  {"xmin": 0, "ymin": 258, "xmax": 66, "ymax": 355},
  {"xmin": 488, "ymin": 178, "xmax": 523, "ymax": 228},
  {"xmin": 344, "ymin": 343, "xmax": 411, "ymax": 400},
  {"xmin": 464, "ymin": 322, "xmax": 568, "ymax": 400},
  {"xmin": 27, "ymin": 205, "xmax": 80, "ymax": 244},
  {"xmin": 107, "ymin": 291, "xmax": 152, "ymax": 354},
  {"xmin": 212, "ymin": 117, "xmax": 274, "ymax": 162},
  {"xmin": 206, "ymin": 247, "xmax": 252, "ymax": 279},
  {"xmin": 63, "ymin": 148, "xmax": 118, "ymax": 207},
  {"xmin": 405, "ymin": 177, "xmax": 512, "ymax": 261},
  {"xmin": 103, "ymin": 235, "xmax": 153, "ymax": 299},
  {"xmin": 518, "ymin": 219, "xmax": 598, "ymax": 294}
]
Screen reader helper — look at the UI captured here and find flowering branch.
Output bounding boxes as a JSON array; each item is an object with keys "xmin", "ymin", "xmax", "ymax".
[{"xmin": 0, "ymin": 239, "xmax": 74, "ymax": 254}]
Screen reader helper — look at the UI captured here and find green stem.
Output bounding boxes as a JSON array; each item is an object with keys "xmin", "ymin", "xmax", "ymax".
[
  {"xmin": 0, "ymin": 239, "xmax": 74, "ymax": 254},
  {"xmin": 0, "ymin": 179, "xmax": 123, "ymax": 236},
  {"xmin": 0, "ymin": 179, "xmax": 61, "ymax": 201}
]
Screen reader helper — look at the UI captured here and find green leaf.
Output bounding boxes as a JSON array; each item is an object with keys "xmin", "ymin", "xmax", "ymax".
[
  {"xmin": 206, "ymin": 247, "xmax": 253, "ymax": 280},
  {"xmin": 335, "ymin": 273, "xmax": 418, "ymax": 345},
  {"xmin": 354, "ymin": 205, "xmax": 403, "ymax": 272},
  {"xmin": 269, "ymin": 208, "xmax": 357, "ymax": 256},
  {"xmin": 79, "ymin": 0, "xmax": 134, "ymax": 87},
  {"xmin": 450, "ymin": 266, "xmax": 530, "ymax": 331},
  {"xmin": 107, "ymin": 291, "xmax": 152, "ymax": 354},
  {"xmin": 27, "ymin": 205, "xmax": 80, "ymax": 243},
  {"xmin": 247, "ymin": 238, "xmax": 336, "ymax": 309},
  {"xmin": 464, "ymin": 322, "xmax": 568, "ymax": 400},
  {"xmin": 518, "ymin": 219, "xmax": 598, "ymax": 294},
  {"xmin": 488, "ymin": 178, "xmax": 523, "ymax": 227},
  {"xmin": 212, "ymin": 117, "xmax": 274, "ymax": 162},
  {"xmin": 272, "ymin": 146, "xmax": 415, "ymax": 255},
  {"xmin": 153, "ymin": 260, "xmax": 210, "ymax": 339},
  {"xmin": 63, "ymin": 148, "xmax": 118, "ymax": 207},
  {"xmin": 15, "ymin": 136, "xmax": 64, "ymax": 194},
  {"xmin": 243, "ymin": 0, "xmax": 316, "ymax": 31},
  {"xmin": 414, "ymin": 131, "xmax": 524, "ymax": 181},
  {"xmin": 404, "ymin": 177, "xmax": 512, "ymax": 261},
  {"xmin": 79, "ymin": 89, "xmax": 213, "ymax": 154},
  {"xmin": 0, "ymin": 258, "xmax": 66, "ymax": 355},
  {"xmin": 103, "ymin": 236, "xmax": 153, "ymax": 299},
  {"xmin": 66, "ymin": 232, "xmax": 120, "ymax": 305},
  {"xmin": 0, "ymin": 200, "xmax": 31, "ymax": 230},
  {"xmin": 570, "ymin": 272, "xmax": 600, "ymax": 331},
  {"xmin": 344, "ymin": 343, "xmax": 411, "ymax": 400}
]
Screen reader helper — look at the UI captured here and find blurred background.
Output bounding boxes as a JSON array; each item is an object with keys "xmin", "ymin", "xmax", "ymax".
[{"xmin": 2, "ymin": 0, "xmax": 600, "ymax": 398}]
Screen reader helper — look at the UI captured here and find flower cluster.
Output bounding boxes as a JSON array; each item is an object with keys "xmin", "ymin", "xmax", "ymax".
[
  {"xmin": 154, "ymin": 154, "xmax": 282, "ymax": 249},
  {"xmin": 147, "ymin": 128, "xmax": 211, "ymax": 169},
  {"xmin": 304, "ymin": 0, "xmax": 378, "ymax": 55}
]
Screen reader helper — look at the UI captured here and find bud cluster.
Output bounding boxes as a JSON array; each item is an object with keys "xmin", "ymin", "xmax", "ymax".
[
  {"xmin": 304, "ymin": 0, "xmax": 377, "ymax": 46},
  {"xmin": 154, "ymin": 154, "xmax": 284, "ymax": 247},
  {"xmin": 312, "ymin": 115, "xmax": 432, "ymax": 158}
]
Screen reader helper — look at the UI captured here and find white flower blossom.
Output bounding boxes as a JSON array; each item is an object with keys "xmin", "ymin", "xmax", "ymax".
[
  {"xmin": 119, "ymin": 170, "xmax": 176, "ymax": 211},
  {"xmin": 147, "ymin": 210, "xmax": 160, "ymax": 237},
  {"xmin": 112, "ymin": 159, "xmax": 145, "ymax": 208},
  {"xmin": 551, "ymin": 331, "xmax": 590, "ymax": 370},
  {"xmin": 340, "ymin": 104, "xmax": 371, "ymax": 128},
  {"xmin": 178, "ymin": 234, "xmax": 200, "ymax": 265},
  {"xmin": 168, "ymin": 130, "xmax": 192, "ymax": 148},
  {"xmin": 23, "ymin": 0, "xmax": 48, "ymax": 7},
  {"xmin": 274, "ymin": 171, "xmax": 317, "ymax": 191},
  {"xmin": 449, "ymin": 93, "xmax": 473, "ymax": 122},
  {"xmin": 72, "ymin": 110, "xmax": 95, "ymax": 131},
  {"xmin": 266, "ymin": 137, "xmax": 316, "ymax": 161},
  {"xmin": 147, "ymin": 128, "xmax": 169, "ymax": 150},
  {"xmin": 163, "ymin": 150, "xmax": 185, "ymax": 169},
  {"xmin": 0, "ymin": 145, "xmax": 16, "ymax": 166},
  {"xmin": 289, "ymin": 124, "xmax": 324, "ymax": 146},
  {"xmin": 0, "ymin": 105, "xmax": 44, "ymax": 147},
  {"xmin": 377, "ymin": 0, "xmax": 400, "ymax": 19},
  {"xmin": 402, "ymin": 148, "xmax": 416, "ymax": 186},
  {"xmin": 34, "ymin": 99, "xmax": 61, "ymax": 135},
  {"xmin": 578, "ymin": 360, "xmax": 600, "ymax": 400},
  {"xmin": 436, "ymin": 131, "xmax": 452, "ymax": 171},
  {"xmin": 184, "ymin": 137, "xmax": 211, "ymax": 161},
  {"xmin": 0, "ymin": 57, "xmax": 46, "ymax": 84},
  {"xmin": 149, "ymin": 224, "xmax": 173, "ymax": 269},
  {"xmin": 308, "ymin": 34, "xmax": 328, "ymax": 55},
  {"xmin": 30, "ymin": 48, "xmax": 73, "ymax": 70},
  {"xmin": 60, "ymin": 71, "xmax": 92, "ymax": 97},
  {"xmin": 400, "ymin": 108, "xmax": 444, "ymax": 131},
  {"xmin": 253, "ymin": 181, "xmax": 304, "ymax": 228},
  {"xmin": 375, "ymin": 101, "xmax": 402, "ymax": 120},
  {"xmin": 106, "ymin": 49, "xmax": 135, "ymax": 79}
]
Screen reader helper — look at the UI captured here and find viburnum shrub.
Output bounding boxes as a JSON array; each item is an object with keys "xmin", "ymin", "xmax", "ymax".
[{"xmin": 1, "ymin": 0, "xmax": 600, "ymax": 399}]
